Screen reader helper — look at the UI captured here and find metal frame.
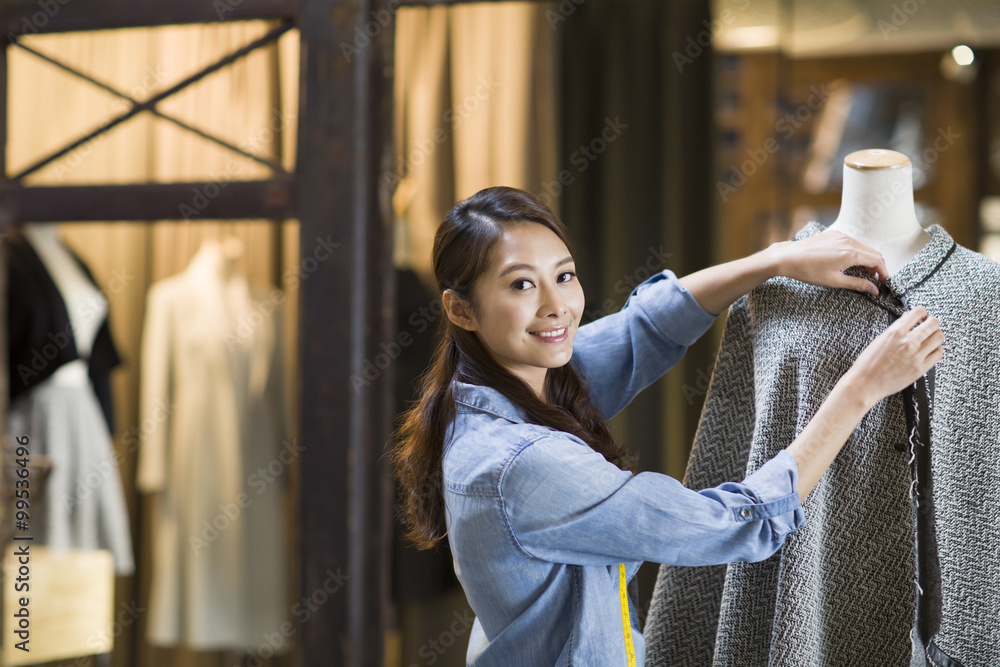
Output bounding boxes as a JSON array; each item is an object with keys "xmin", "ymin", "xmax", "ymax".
[
  {"xmin": 9, "ymin": 22, "xmax": 294, "ymax": 181},
  {"xmin": 0, "ymin": 0, "xmax": 394, "ymax": 665}
]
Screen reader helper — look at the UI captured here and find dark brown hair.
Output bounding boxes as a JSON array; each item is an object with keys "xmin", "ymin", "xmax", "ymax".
[{"xmin": 390, "ymin": 186, "xmax": 636, "ymax": 550}]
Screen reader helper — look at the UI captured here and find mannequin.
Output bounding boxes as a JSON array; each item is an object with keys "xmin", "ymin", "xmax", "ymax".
[
  {"xmin": 216, "ymin": 234, "xmax": 246, "ymax": 277},
  {"xmin": 645, "ymin": 150, "xmax": 1000, "ymax": 664},
  {"xmin": 5, "ymin": 222, "xmax": 135, "ymax": 579},
  {"xmin": 826, "ymin": 148, "xmax": 930, "ymax": 277},
  {"xmin": 21, "ymin": 223, "xmax": 107, "ymax": 388},
  {"xmin": 138, "ymin": 233, "xmax": 289, "ymax": 653}
]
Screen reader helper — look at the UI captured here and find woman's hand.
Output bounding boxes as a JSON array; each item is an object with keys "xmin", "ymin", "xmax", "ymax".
[
  {"xmin": 841, "ymin": 305, "xmax": 944, "ymax": 408},
  {"xmin": 785, "ymin": 305, "xmax": 943, "ymax": 502},
  {"xmin": 679, "ymin": 229, "xmax": 888, "ymax": 316},
  {"xmin": 769, "ymin": 230, "xmax": 889, "ymax": 296}
]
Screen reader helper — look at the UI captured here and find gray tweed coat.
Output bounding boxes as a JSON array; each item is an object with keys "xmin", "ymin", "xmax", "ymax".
[{"xmin": 644, "ymin": 221, "xmax": 1000, "ymax": 667}]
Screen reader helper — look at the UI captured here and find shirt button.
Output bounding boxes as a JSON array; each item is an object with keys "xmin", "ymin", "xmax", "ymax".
[
  {"xmin": 894, "ymin": 441, "xmax": 907, "ymax": 452},
  {"xmin": 739, "ymin": 507, "xmax": 752, "ymax": 519}
]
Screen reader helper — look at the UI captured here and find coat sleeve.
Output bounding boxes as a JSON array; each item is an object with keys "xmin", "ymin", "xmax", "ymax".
[
  {"xmin": 643, "ymin": 295, "xmax": 761, "ymax": 666},
  {"xmin": 136, "ymin": 282, "xmax": 173, "ymax": 493},
  {"xmin": 570, "ymin": 269, "xmax": 718, "ymax": 421}
]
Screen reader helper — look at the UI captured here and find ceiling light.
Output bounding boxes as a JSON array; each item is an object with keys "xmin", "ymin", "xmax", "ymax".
[{"xmin": 952, "ymin": 45, "xmax": 974, "ymax": 66}]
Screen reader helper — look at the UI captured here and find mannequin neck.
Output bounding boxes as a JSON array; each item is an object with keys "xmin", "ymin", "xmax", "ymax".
[
  {"xmin": 827, "ymin": 163, "xmax": 929, "ymax": 276},
  {"xmin": 192, "ymin": 237, "xmax": 243, "ymax": 281}
]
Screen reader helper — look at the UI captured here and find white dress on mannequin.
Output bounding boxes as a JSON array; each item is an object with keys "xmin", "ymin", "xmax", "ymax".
[
  {"xmin": 6, "ymin": 223, "xmax": 135, "ymax": 575},
  {"xmin": 137, "ymin": 238, "xmax": 290, "ymax": 650}
]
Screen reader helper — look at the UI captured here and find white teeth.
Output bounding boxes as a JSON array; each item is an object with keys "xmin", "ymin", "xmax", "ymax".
[{"xmin": 532, "ymin": 327, "xmax": 566, "ymax": 338}]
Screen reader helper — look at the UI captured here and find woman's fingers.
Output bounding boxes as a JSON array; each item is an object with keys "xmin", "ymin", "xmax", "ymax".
[
  {"xmin": 847, "ymin": 305, "xmax": 943, "ymax": 402},
  {"xmin": 848, "ymin": 245, "xmax": 889, "ymax": 284},
  {"xmin": 833, "ymin": 273, "xmax": 879, "ymax": 295},
  {"xmin": 917, "ymin": 322, "xmax": 944, "ymax": 355},
  {"xmin": 844, "ymin": 241, "xmax": 889, "ymax": 282},
  {"xmin": 895, "ymin": 305, "xmax": 928, "ymax": 330},
  {"xmin": 813, "ymin": 232, "xmax": 889, "ymax": 293},
  {"xmin": 924, "ymin": 344, "xmax": 945, "ymax": 368},
  {"xmin": 823, "ymin": 231, "xmax": 888, "ymax": 280},
  {"xmin": 901, "ymin": 309, "xmax": 944, "ymax": 373}
]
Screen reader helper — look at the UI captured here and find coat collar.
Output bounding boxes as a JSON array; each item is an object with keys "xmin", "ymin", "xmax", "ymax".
[
  {"xmin": 794, "ymin": 221, "xmax": 957, "ymax": 299},
  {"xmin": 450, "ymin": 379, "xmax": 530, "ymax": 424}
]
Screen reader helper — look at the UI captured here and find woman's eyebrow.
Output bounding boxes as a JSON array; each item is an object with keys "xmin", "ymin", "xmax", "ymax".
[{"xmin": 499, "ymin": 256, "xmax": 574, "ymax": 278}]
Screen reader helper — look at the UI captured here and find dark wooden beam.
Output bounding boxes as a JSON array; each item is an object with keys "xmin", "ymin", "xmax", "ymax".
[
  {"xmin": 397, "ymin": 0, "xmax": 505, "ymax": 5},
  {"xmin": 0, "ymin": 0, "xmax": 297, "ymax": 36},
  {"xmin": 297, "ymin": 0, "xmax": 393, "ymax": 663},
  {"xmin": 0, "ymin": 180, "xmax": 298, "ymax": 222}
]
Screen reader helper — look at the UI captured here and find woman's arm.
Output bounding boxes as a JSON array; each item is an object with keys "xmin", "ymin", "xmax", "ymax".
[
  {"xmin": 679, "ymin": 230, "xmax": 889, "ymax": 316},
  {"xmin": 500, "ymin": 433, "xmax": 805, "ymax": 568},
  {"xmin": 500, "ymin": 308, "xmax": 943, "ymax": 568},
  {"xmin": 570, "ymin": 270, "xmax": 717, "ymax": 420}
]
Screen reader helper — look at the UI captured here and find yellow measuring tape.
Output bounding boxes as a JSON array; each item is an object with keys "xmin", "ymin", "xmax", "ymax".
[{"xmin": 618, "ymin": 563, "xmax": 636, "ymax": 667}]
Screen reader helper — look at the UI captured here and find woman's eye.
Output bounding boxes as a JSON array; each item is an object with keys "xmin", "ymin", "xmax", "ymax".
[{"xmin": 511, "ymin": 271, "xmax": 576, "ymax": 290}]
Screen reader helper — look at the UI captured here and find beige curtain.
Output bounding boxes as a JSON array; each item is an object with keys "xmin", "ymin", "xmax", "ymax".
[
  {"xmin": 392, "ymin": 3, "xmax": 558, "ymax": 291},
  {"xmin": 7, "ymin": 22, "xmax": 299, "ymax": 667}
]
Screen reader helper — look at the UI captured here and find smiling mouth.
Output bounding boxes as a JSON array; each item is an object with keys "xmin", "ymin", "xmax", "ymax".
[{"xmin": 529, "ymin": 327, "xmax": 567, "ymax": 338}]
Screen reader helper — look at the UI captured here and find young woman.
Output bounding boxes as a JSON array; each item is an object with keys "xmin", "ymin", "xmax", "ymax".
[{"xmin": 391, "ymin": 186, "xmax": 943, "ymax": 666}]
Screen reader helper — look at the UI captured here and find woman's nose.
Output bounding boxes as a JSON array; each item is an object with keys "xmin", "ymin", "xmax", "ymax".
[{"xmin": 539, "ymin": 287, "xmax": 568, "ymax": 317}]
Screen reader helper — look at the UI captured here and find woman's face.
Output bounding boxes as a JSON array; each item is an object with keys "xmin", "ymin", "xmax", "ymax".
[{"xmin": 448, "ymin": 222, "xmax": 585, "ymax": 400}]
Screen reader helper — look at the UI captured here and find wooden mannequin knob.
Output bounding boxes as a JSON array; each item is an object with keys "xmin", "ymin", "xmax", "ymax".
[{"xmin": 844, "ymin": 148, "xmax": 910, "ymax": 170}]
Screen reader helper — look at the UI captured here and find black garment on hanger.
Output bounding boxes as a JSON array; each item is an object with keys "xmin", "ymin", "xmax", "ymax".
[{"xmin": 5, "ymin": 226, "xmax": 123, "ymax": 433}]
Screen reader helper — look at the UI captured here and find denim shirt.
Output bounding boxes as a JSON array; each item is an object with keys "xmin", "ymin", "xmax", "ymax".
[{"xmin": 441, "ymin": 269, "xmax": 807, "ymax": 666}]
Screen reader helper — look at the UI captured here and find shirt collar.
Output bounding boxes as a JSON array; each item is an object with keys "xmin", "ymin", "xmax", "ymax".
[
  {"xmin": 794, "ymin": 221, "xmax": 957, "ymax": 297},
  {"xmin": 450, "ymin": 379, "xmax": 530, "ymax": 424}
]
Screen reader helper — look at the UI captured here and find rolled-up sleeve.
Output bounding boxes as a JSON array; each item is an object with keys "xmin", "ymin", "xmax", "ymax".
[
  {"xmin": 499, "ymin": 437, "xmax": 806, "ymax": 567},
  {"xmin": 571, "ymin": 269, "xmax": 718, "ymax": 421}
]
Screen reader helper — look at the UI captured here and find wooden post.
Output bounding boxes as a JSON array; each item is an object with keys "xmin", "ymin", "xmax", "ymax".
[{"xmin": 296, "ymin": 0, "xmax": 394, "ymax": 663}]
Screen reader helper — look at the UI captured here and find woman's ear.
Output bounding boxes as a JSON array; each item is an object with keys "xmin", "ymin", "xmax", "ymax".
[{"xmin": 442, "ymin": 289, "xmax": 477, "ymax": 331}]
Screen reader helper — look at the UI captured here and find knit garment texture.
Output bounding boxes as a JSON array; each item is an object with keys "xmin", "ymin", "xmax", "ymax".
[{"xmin": 644, "ymin": 221, "xmax": 1000, "ymax": 667}]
